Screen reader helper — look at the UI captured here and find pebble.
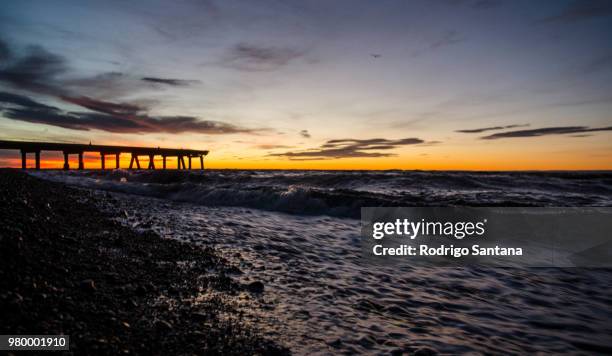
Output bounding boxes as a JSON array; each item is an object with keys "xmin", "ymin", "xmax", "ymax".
[
  {"xmin": 246, "ymin": 281, "xmax": 265, "ymax": 294},
  {"xmin": 80, "ymin": 279, "xmax": 96, "ymax": 292}
]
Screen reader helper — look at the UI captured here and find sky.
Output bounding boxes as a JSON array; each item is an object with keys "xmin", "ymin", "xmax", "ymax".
[{"xmin": 0, "ymin": 0, "xmax": 611, "ymax": 170}]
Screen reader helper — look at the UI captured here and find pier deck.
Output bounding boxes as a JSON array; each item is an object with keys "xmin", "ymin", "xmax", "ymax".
[{"xmin": 0, "ymin": 140, "xmax": 208, "ymax": 170}]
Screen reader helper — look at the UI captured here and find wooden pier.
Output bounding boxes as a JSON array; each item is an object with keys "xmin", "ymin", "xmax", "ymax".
[{"xmin": 0, "ymin": 140, "xmax": 208, "ymax": 170}]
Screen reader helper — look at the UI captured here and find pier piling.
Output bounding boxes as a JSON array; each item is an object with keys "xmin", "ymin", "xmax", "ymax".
[
  {"xmin": 63, "ymin": 152, "xmax": 69, "ymax": 170},
  {"xmin": 21, "ymin": 150, "xmax": 26, "ymax": 169},
  {"xmin": 35, "ymin": 151, "xmax": 40, "ymax": 170}
]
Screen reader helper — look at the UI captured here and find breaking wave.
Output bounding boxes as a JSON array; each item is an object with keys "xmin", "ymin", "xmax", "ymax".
[{"xmin": 32, "ymin": 169, "xmax": 612, "ymax": 218}]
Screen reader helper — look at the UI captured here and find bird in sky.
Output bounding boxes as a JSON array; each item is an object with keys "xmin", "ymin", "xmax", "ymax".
[{"xmin": 370, "ymin": 53, "xmax": 381, "ymax": 58}]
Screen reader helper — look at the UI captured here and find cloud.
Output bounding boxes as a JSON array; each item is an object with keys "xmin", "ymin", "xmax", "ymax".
[
  {"xmin": 222, "ymin": 43, "xmax": 304, "ymax": 71},
  {"xmin": 269, "ymin": 137, "xmax": 426, "ymax": 160},
  {"xmin": 456, "ymin": 124, "xmax": 529, "ymax": 133},
  {"xmin": 141, "ymin": 77, "xmax": 200, "ymax": 86},
  {"xmin": 540, "ymin": 0, "xmax": 612, "ymax": 23},
  {"xmin": 0, "ymin": 39, "xmax": 265, "ymax": 135},
  {"xmin": 300, "ymin": 129, "xmax": 311, "ymax": 138},
  {"xmin": 255, "ymin": 144, "xmax": 293, "ymax": 150},
  {"xmin": 0, "ymin": 91, "xmax": 56, "ymax": 110},
  {"xmin": 3, "ymin": 107, "xmax": 136, "ymax": 132},
  {"xmin": 61, "ymin": 96, "xmax": 145, "ymax": 116},
  {"xmin": 0, "ymin": 38, "xmax": 11, "ymax": 62},
  {"xmin": 481, "ymin": 126, "xmax": 612, "ymax": 139},
  {"xmin": 0, "ymin": 40, "xmax": 69, "ymax": 95},
  {"xmin": 0, "ymin": 91, "xmax": 259, "ymax": 134},
  {"xmin": 417, "ymin": 140, "xmax": 442, "ymax": 146},
  {"xmin": 0, "ymin": 38, "xmax": 200, "ymax": 99},
  {"xmin": 429, "ymin": 30, "xmax": 464, "ymax": 49}
]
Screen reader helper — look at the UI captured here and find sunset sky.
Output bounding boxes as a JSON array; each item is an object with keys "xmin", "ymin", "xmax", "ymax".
[{"xmin": 1, "ymin": 0, "xmax": 611, "ymax": 170}]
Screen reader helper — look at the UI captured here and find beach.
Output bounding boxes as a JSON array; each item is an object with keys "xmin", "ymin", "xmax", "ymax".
[
  {"xmin": 1, "ymin": 169, "xmax": 610, "ymax": 354},
  {"xmin": 0, "ymin": 170, "xmax": 287, "ymax": 355}
]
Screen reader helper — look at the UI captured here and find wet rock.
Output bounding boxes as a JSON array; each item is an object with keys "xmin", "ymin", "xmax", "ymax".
[
  {"xmin": 135, "ymin": 284, "xmax": 148, "ymax": 296},
  {"xmin": 155, "ymin": 319, "xmax": 173, "ymax": 331},
  {"xmin": 191, "ymin": 311, "xmax": 208, "ymax": 321},
  {"xmin": 80, "ymin": 279, "xmax": 96, "ymax": 292},
  {"xmin": 328, "ymin": 339, "xmax": 343, "ymax": 348},
  {"xmin": 357, "ymin": 335, "xmax": 375, "ymax": 348},
  {"xmin": 10, "ymin": 292, "xmax": 24, "ymax": 305},
  {"xmin": 125, "ymin": 298, "xmax": 139, "ymax": 308},
  {"xmin": 246, "ymin": 281, "xmax": 265, "ymax": 294}
]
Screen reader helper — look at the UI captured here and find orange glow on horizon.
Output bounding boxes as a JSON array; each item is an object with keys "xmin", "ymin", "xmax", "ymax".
[
  {"xmin": 1, "ymin": 152, "xmax": 611, "ymax": 171},
  {"xmin": 1, "ymin": 134, "xmax": 611, "ymax": 171}
]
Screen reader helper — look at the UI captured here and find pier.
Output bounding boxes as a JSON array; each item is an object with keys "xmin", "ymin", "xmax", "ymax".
[{"xmin": 0, "ymin": 140, "xmax": 209, "ymax": 170}]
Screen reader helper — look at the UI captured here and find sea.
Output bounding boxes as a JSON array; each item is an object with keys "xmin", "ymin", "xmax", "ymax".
[{"xmin": 32, "ymin": 169, "xmax": 612, "ymax": 354}]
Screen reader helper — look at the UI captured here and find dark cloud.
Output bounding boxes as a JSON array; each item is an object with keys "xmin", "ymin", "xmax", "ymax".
[
  {"xmin": 0, "ymin": 38, "xmax": 11, "ymax": 62},
  {"xmin": 223, "ymin": 43, "xmax": 304, "ymax": 71},
  {"xmin": 0, "ymin": 91, "xmax": 259, "ymax": 135},
  {"xmin": 481, "ymin": 126, "xmax": 612, "ymax": 139},
  {"xmin": 0, "ymin": 40, "xmax": 261, "ymax": 135},
  {"xmin": 456, "ymin": 124, "xmax": 529, "ymax": 133},
  {"xmin": 60, "ymin": 96, "xmax": 145, "ymax": 116},
  {"xmin": 0, "ymin": 43, "xmax": 69, "ymax": 95},
  {"xmin": 0, "ymin": 39, "xmax": 200, "ymax": 98},
  {"xmin": 141, "ymin": 77, "xmax": 200, "ymax": 86},
  {"xmin": 269, "ymin": 137, "xmax": 426, "ymax": 160},
  {"xmin": 300, "ymin": 129, "xmax": 311, "ymax": 138},
  {"xmin": 3, "ymin": 107, "xmax": 137, "ymax": 132},
  {"xmin": 145, "ymin": 116, "xmax": 255, "ymax": 134},
  {"xmin": 540, "ymin": 0, "xmax": 612, "ymax": 23},
  {"xmin": 0, "ymin": 91, "xmax": 56, "ymax": 110}
]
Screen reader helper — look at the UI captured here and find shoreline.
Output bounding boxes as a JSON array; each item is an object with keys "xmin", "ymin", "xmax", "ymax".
[
  {"xmin": 0, "ymin": 170, "xmax": 288, "ymax": 355},
  {"xmin": 3, "ymin": 169, "xmax": 612, "ymax": 354}
]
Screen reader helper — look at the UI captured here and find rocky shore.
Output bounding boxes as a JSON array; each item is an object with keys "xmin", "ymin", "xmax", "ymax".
[{"xmin": 0, "ymin": 170, "xmax": 287, "ymax": 355}]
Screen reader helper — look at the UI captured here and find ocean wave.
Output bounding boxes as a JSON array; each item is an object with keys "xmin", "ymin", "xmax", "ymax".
[{"xmin": 31, "ymin": 170, "xmax": 612, "ymax": 218}]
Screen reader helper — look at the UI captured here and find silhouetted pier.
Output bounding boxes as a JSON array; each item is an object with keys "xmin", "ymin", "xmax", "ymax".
[{"xmin": 0, "ymin": 140, "xmax": 208, "ymax": 170}]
